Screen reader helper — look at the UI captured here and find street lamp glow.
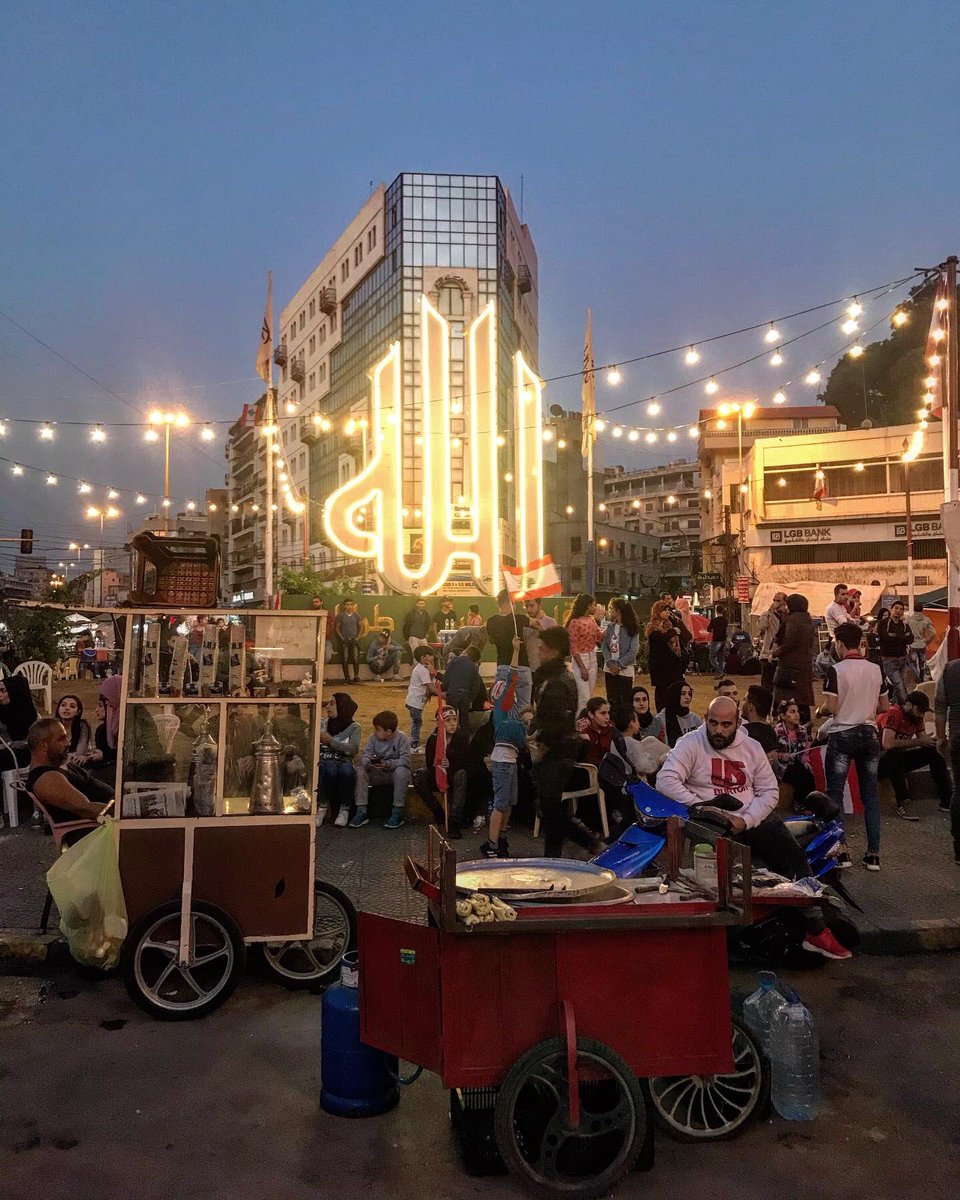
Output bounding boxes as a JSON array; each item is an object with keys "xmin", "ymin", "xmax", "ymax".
[
  {"xmin": 186, "ymin": 500, "xmax": 197, "ymax": 511},
  {"xmin": 718, "ymin": 403, "xmax": 731, "ymax": 417},
  {"xmin": 557, "ymin": 438, "xmax": 567, "ymax": 449},
  {"xmin": 593, "ymin": 418, "xmax": 605, "ymax": 433}
]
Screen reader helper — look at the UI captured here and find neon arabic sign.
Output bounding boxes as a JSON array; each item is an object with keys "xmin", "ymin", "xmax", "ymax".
[{"xmin": 323, "ymin": 296, "xmax": 544, "ymax": 595}]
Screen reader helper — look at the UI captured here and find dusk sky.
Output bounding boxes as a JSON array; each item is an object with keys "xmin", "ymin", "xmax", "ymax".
[{"xmin": 1, "ymin": 1, "xmax": 958, "ymax": 566}]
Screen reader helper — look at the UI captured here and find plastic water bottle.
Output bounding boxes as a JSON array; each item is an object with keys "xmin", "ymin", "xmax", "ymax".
[
  {"xmin": 742, "ymin": 971, "xmax": 787, "ymax": 1057},
  {"xmin": 770, "ymin": 1000, "xmax": 820, "ymax": 1120}
]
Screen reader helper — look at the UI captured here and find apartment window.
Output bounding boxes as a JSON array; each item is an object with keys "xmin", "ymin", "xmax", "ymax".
[
  {"xmin": 571, "ymin": 566, "xmax": 582, "ymax": 582},
  {"xmin": 319, "ymin": 325, "xmax": 326, "ymax": 344},
  {"xmin": 570, "ymin": 535, "xmax": 582, "ymax": 553},
  {"xmin": 319, "ymin": 362, "xmax": 327, "ymax": 382},
  {"xmin": 289, "ymin": 323, "xmax": 296, "ymax": 340},
  {"xmin": 642, "ymin": 545, "xmax": 648, "ymax": 562},
  {"xmin": 299, "ymin": 452, "xmax": 306, "ymax": 472},
  {"xmin": 354, "ymin": 245, "xmax": 362, "ymax": 267},
  {"xmin": 308, "ymin": 372, "xmax": 315, "ymax": 392},
  {"xmin": 299, "ymin": 311, "xmax": 305, "ymax": 331},
  {"xmin": 330, "ymin": 309, "xmax": 337, "ymax": 331},
  {"xmin": 645, "ymin": 502, "xmax": 654, "ymax": 512},
  {"xmin": 340, "ymin": 260, "xmax": 349, "ymax": 281},
  {"xmin": 308, "ymin": 300, "xmax": 315, "ymax": 318},
  {"xmin": 309, "ymin": 335, "xmax": 316, "ymax": 354},
  {"xmin": 367, "ymin": 226, "xmax": 377, "ymax": 250},
  {"xmin": 391, "ymin": 203, "xmax": 398, "ymax": 228}
]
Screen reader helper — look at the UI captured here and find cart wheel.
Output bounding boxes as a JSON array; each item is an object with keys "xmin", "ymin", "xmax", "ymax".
[
  {"xmin": 261, "ymin": 880, "xmax": 357, "ymax": 990},
  {"xmin": 122, "ymin": 900, "xmax": 245, "ymax": 1021},
  {"xmin": 646, "ymin": 1019, "xmax": 767, "ymax": 1142},
  {"xmin": 494, "ymin": 1037, "xmax": 646, "ymax": 1200}
]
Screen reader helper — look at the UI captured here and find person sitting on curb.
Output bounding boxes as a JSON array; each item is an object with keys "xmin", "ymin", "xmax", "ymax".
[
  {"xmin": 657, "ymin": 697, "xmax": 851, "ymax": 961},
  {"xmin": 877, "ymin": 690, "xmax": 951, "ymax": 820},
  {"xmin": 27, "ymin": 717, "xmax": 112, "ymax": 843},
  {"xmin": 413, "ymin": 707, "xmax": 470, "ymax": 839},
  {"xmin": 351, "ymin": 711, "xmax": 411, "ymax": 829},
  {"xmin": 318, "ymin": 693, "xmax": 362, "ymax": 828},
  {"xmin": 366, "ymin": 629, "xmax": 403, "ymax": 682}
]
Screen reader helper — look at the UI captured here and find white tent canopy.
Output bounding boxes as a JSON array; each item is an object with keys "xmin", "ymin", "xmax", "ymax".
[{"xmin": 750, "ymin": 579, "xmax": 887, "ymax": 619}]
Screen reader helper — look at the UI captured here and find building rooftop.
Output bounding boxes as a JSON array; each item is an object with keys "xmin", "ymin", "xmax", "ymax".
[{"xmin": 698, "ymin": 404, "xmax": 841, "ymax": 422}]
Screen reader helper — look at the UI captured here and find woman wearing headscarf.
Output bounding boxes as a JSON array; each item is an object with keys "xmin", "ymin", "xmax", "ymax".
[
  {"xmin": 318, "ymin": 692, "xmax": 362, "ymax": 827},
  {"xmin": 659, "ymin": 680, "xmax": 702, "ymax": 748},
  {"xmin": 55, "ymin": 694, "xmax": 92, "ymax": 759},
  {"xmin": 646, "ymin": 600, "xmax": 689, "ymax": 711},
  {"xmin": 771, "ymin": 592, "xmax": 817, "ymax": 724},
  {"xmin": 0, "ymin": 675, "xmax": 39, "ymax": 770}
]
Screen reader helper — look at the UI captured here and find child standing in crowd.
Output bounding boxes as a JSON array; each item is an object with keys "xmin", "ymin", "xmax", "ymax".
[
  {"xmin": 404, "ymin": 646, "xmax": 437, "ymax": 751},
  {"xmin": 480, "ymin": 635, "xmax": 526, "ymax": 859},
  {"xmin": 352, "ymin": 710, "xmax": 412, "ymax": 830}
]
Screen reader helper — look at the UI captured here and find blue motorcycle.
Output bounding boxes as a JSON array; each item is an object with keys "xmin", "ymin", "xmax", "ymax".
[{"xmin": 593, "ymin": 779, "xmax": 860, "ymax": 966}]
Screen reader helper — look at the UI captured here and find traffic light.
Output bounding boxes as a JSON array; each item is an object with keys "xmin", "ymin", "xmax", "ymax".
[{"xmin": 20, "ymin": 528, "xmax": 33, "ymax": 555}]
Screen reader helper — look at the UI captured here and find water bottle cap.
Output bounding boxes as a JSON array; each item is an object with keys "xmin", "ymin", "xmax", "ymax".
[
  {"xmin": 340, "ymin": 951, "xmax": 359, "ymax": 989},
  {"xmin": 758, "ymin": 970, "xmax": 778, "ymax": 989}
]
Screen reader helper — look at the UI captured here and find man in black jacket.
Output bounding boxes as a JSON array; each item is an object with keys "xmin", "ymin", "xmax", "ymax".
[
  {"xmin": 413, "ymin": 707, "xmax": 471, "ymax": 838},
  {"xmin": 530, "ymin": 626, "xmax": 600, "ymax": 858}
]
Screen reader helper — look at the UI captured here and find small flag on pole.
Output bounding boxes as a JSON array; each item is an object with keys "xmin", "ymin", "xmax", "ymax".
[
  {"xmin": 502, "ymin": 556, "xmax": 563, "ymax": 602},
  {"xmin": 256, "ymin": 271, "xmax": 273, "ymax": 385},
  {"xmin": 581, "ymin": 308, "xmax": 596, "ymax": 458},
  {"xmin": 813, "ymin": 465, "xmax": 826, "ymax": 509}
]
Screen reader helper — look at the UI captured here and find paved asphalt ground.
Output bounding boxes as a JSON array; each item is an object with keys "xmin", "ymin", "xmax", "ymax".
[{"xmin": 0, "ymin": 953, "xmax": 957, "ymax": 1200}]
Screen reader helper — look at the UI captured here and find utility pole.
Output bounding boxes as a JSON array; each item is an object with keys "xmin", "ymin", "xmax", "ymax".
[
  {"xmin": 902, "ymin": 437, "xmax": 915, "ymax": 612},
  {"xmin": 945, "ymin": 256, "xmax": 959, "ymax": 658},
  {"xmin": 722, "ymin": 504, "xmax": 735, "ymax": 604}
]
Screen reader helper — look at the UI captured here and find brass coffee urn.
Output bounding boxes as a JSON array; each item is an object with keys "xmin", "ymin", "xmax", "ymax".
[{"xmin": 250, "ymin": 720, "xmax": 284, "ymax": 814}]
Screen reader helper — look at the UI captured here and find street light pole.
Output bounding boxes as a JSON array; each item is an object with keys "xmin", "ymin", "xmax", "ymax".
[{"xmin": 902, "ymin": 437, "xmax": 915, "ymax": 611}]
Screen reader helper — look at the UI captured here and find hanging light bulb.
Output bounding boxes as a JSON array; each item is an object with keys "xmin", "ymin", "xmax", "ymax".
[
  {"xmin": 627, "ymin": 429, "xmax": 640, "ymax": 442},
  {"xmin": 705, "ymin": 377, "xmax": 719, "ymax": 395},
  {"xmin": 504, "ymin": 471, "xmax": 514, "ymax": 483},
  {"xmin": 892, "ymin": 309, "xmax": 908, "ymax": 327},
  {"xmin": 924, "ymin": 375, "xmax": 937, "ymax": 388},
  {"xmin": 612, "ymin": 426, "xmax": 623, "ymax": 438},
  {"xmin": 846, "ymin": 298, "xmax": 863, "ymax": 318},
  {"xmin": 932, "ymin": 327, "xmax": 946, "ymax": 342},
  {"xmin": 496, "ymin": 434, "xmax": 506, "ymax": 447},
  {"xmin": 46, "ymin": 474, "xmax": 57, "ymax": 485},
  {"xmin": 854, "ymin": 462, "xmax": 865, "ymax": 472},
  {"xmin": 805, "ymin": 368, "xmax": 822, "ymax": 385},
  {"xmin": 107, "ymin": 488, "xmax": 119, "ymax": 499},
  {"xmin": 201, "ymin": 425, "xmax": 216, "ymax": 441},
  {"xmin": 162, "ymin": 498, "xmax": 172, "ymax": 508},
  {"xmin": 598, "ymin": 502, "xmax": 607, "ymax": 513},
  {"xmin": 646, "ymin": 400, "xmax": 661, "ymax": 416},
  {"xmin": 773, "ymin": 391, "xmax": 787, "ymax": 404},
  {"xmin": 542, "ymin": 428, "xmax": 554, "ymax": 443},
  {"xmin": 593, "ymin": 418, "xmax": 605, "ymax": 433},
  {"xmin": 777, "ymin": 477, "xmax": 787, "ymax": 488},
  {"xmin": 145, "ymin": 427, "xmax": 160, "ymax": 442},
  {"xmin": 11, "ymin": 464, "xmax": 23, "ymax": 475},
  {"xmin": 186, "ymin": 500, "xmax": 197, "ymax": 511},
  {"xmin": 765, "ymin": 323, "xmax": 781, "ymax": 344},
  {"xmin": 769, "ymin": 349, "xmax": 783, "ymax": 366},
  {"xmin": 923, "ymin": 392, "xmax": 935, "ymax": 406},
  {"xmin": 667, "ymin": 430, "xmax": 677, "ymax": 443},
  {"xmin": 557, "ymin": 438, "xmax": 567, "ymax": 449},
  {"xmin": 703, "ymin": 488, "xmax": 712, "ymax": 499},
  {"xmin": 645, "ymin": 431, "xmax": 657, "ymax": 444},
  {"xmin": 39, "ymin": 424, "xmax": 54, "ymax": 440},
  {"xmin": 607, "ymin": 365, "xmax": 622, "ymax": 385},
  {"xmin": 848, "ymin": 343, "xmax": 864, "ymax": 359},
  {"xmin": 565, "ymin": 504, "xmax": 575, "ymax": 515},
  {"xmin": 716, "ymin": 419, "xmax": 727, "ymax": 429},
  {"xmin": 936, "ymin": 297, "xmax": 949, "ymax": 311},
  {"xmin": 78, "ymin": 481, "xmax": 91, "ymax": 494},
  {"xmin": 90, "ymin": 425, "xmax": 106, "ymax": 443},
  {"xmin": 451, "ymin": 400, "xmax": 463, "ymax": 415},
  {"xmin": 285, "ymin": 400, "xmax": 297, "ymax": 415},
  {"xmin": 136, "ymin": 494, "xmax": 147, "ymax": 504},
  {"xmin": 840, "ymin": 318, "xmax": 859, "ymax": 336},
  {"xmin": 929, "ymin": 354, "xmax": 941, "ymax": 367},
  {"xmin": 684, "ymin": 346, "xmax": 700, "ymax": 365},
  {"xmin": 688, "ymin": 426, "xmax": 700, "ymax": 439}
]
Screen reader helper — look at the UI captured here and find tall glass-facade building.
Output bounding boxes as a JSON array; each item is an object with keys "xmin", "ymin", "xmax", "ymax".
[{"xmin": 306, "ymin": 172, "xmax": 539, "ymax": 568}]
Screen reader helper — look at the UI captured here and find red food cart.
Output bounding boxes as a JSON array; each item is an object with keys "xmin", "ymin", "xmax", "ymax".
[{"xmin": 359, "ymin": 826, "xmax": 767, "ymax": 1198}]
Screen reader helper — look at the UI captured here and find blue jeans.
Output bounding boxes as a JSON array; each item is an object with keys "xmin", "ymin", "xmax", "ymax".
[
  {"xmin": 318, "ymin": 757, "xmax": 356, "ymax": 818},
  {"xmin": 490, "ymin": 760, "xmax": 519, "ymax": 812},
  {"xmin": 708, "ymin": 642, "xmax": 724, "ymax": 673},
  {"xmin": 825, "ymin": 724, "xmax": 881, "ymax": 853},
  {"xmin": 495, "ymin": 664, "xmax": 533, "ymax": 709},
  {"xmin": 881, "ymin": 656, "xmax": 909, "ymax": 705},
  {"xmin": 369, "ymin": 651, "xmax": 400, "ymax": 677},
  {"xmin": 406, "ymin": 705, "xmax": 423, "ymax": 746}
]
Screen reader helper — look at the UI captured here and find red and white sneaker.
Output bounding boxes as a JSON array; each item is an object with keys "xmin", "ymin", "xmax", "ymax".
[{"xmin": 802, "ymin": 928, "xmax": 853, "ymax": 961}]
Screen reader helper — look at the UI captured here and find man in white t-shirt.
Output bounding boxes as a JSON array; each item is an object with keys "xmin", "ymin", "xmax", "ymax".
[
  {"xmin": 824, "ymin": 583, "xmax": 853, "ymax": 639},
  {"xmin": 821, "ymin": 622, "xmax": 890, "ymax": 871}
]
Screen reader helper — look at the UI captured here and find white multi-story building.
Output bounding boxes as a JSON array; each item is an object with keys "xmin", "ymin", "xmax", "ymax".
[{"xmin": 602, "ymin": 460, "xmax": 702, "ymax": 592}]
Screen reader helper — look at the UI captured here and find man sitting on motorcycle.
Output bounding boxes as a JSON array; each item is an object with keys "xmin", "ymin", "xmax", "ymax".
[{"xmin": 657, "ymin": 696, "xmax": 851, "ymax": 960}]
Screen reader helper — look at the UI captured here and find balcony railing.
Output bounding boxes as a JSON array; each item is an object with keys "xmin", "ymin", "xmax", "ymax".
[
  {"xmin": 319, "ymin": 286, "xmax": 337, "ymax": 315},
  {"xmin": 516, "ymin": 264, "xmax": 532, "ymax": 294},
  {"xmin": 273, "ymin": 344, "xmax": 288, "ymax": 368},
  {"xmin": 289, "ymin": 359, "xmax": 305, "ymax": 384}
]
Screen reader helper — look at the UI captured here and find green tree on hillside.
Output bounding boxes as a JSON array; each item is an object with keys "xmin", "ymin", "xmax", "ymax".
[{"xmin": 821, "ymin": 274, "xmax": 953, "ymax": 429}]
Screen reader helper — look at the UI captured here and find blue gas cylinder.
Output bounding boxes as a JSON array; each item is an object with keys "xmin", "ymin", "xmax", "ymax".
[{"xmin": 320, "ymin": 952, "xmax": 400, "ymax": 1117}]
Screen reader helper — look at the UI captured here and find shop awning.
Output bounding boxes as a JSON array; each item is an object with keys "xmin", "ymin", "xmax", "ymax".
[{"xmin": 750, "ymin": 579, "xmax": 887, "ymax": 619}]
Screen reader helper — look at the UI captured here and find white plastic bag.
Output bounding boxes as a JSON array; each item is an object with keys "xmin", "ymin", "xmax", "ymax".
[{"xmin": 46, "ymin": 818, "xmax": 128, "ymax": 969}]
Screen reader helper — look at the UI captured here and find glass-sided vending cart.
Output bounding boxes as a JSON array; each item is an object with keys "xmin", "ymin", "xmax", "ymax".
[{"xmin": 112, "ymin": 607, "xmax": 356, "ymax": 1019}]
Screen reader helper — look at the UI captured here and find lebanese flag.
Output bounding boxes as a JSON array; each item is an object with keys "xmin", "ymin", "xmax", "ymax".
[
  {"xmin": 807, "ymin": 744, "xmax": 863, "ymax": 815},
  {"xmin": 813, "ymin": 466, "xmax": 826, "ymax": 508},
  {"xmin": 502, "ymin": 555, "xmax": 563, "ymax": 602}
]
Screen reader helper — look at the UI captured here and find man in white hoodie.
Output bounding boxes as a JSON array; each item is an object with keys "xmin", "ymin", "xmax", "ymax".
[{"xmin": 657, "ymin": 696, "xmax": 851, "ymax": 959}]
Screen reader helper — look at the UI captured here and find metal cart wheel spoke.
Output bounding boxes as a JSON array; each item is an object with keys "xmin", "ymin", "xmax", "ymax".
[
  {"xmin": 495, "ymin": 1037, "xmax": 646, "ymax": 1200},
  {"xmin": 647, "ymin": 1021, "xmax": 767, "ymax": 1142},
  {"xmin": 261, "ymin": 880, "xmax": 357, "ymax": 990}
]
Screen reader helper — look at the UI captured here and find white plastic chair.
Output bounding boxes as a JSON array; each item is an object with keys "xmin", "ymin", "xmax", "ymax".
[
  {"xmin": 533, "ymin": 763, "xmax": 608, "ymax": 840},
  {"xmin": 2, "ymin": 766, "xmax": 30, "ymax": 828},
  {"xmin": 13, "ymin": 660, "xmax": 53, "ymax": 716},
  {"xmin": 153, "ymin": 713, "xmax": 181, "ymax": 755}
]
